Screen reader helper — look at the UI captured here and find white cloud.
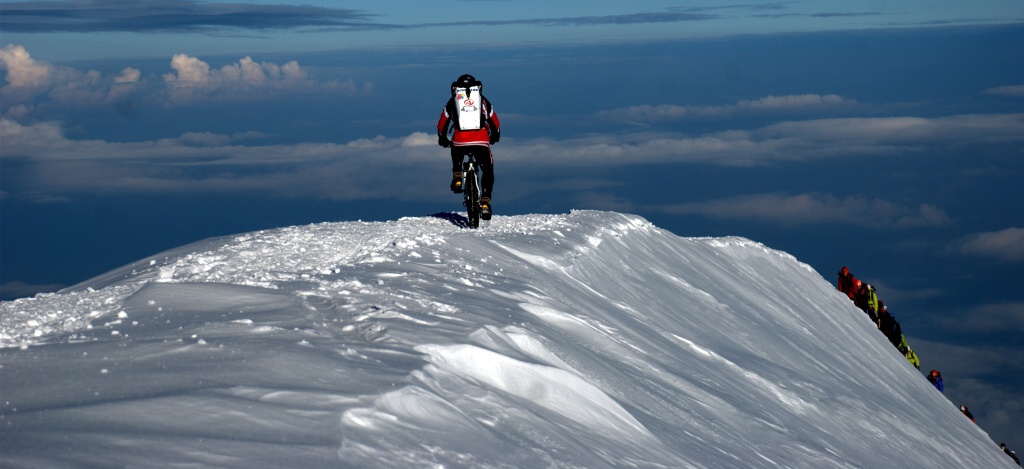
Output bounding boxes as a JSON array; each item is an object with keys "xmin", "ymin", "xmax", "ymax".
[
  {"xmin": 501, "ymin": 132, "xmax": 774, "ymax": 167},
  {"xmin": 1, "ymin": 44, "xmax": 56, "ymax": 112},
  {"xmin": 653, "ymin": 192, "xmax": 950, "ymax": 229},
  {"xmin": 0, "ymin": 119, "xmax": 66, "ymax": 148},
  {"xmin": 0, "ymin": 119, "xmax": 392, "ymax": 163},
  {"xmin": 177, "ymin": 131, "xmax": 239, "ymax": 147},
  {"xmin": 603, "ymin": 94, "xmax": 853, "ymax": 122},
  {"xmin": 984, "ymin": 84, "xmax": 1024, "ymax": 97},
  {"xmin": 0, "ymin": 45, "xmax": 370, "ymax": 116},
  {"xmin": 5, "ymin": 104, "xmax": 32, "ymax": 119},
  {"xmin": 114, "ymin": 67, "xmax": 142, "ymax": 84},
  {"xmin": 1, "ymin": 44, "xmax": 143, "ymax": 111},
  {"xmin": 757, "ymin": 114, "xmax": 1024, "ymax": 146},
  {"xmin": 160, "ymin": 54, "xmax": 355, "ymax": 106},
  {"xmin": 401, "ymin": 132, "xmax": 435, "ymax": 147},
  {"xmin": 0, "ymin": 119, "xmax": 444, "ymax": 200},
  {"xmin": 0, "ymin": 44, "xmax": 52, "ymax": 88},
  {"xmin": 957, "ymin": 227, "xmax": 1024, "ymax": 262},
  {"xmin": 737, "ymin": 93, "xmax": 847, "ymax": 110},
  {"xmin": 597, "ymin": 101, "xmax": 1024, "ymax": 165},
  {"xmin": 507, "ymin": 113, "xmax": 1024, "ymax": 168},
  {"xmin": 940, "ymin": 302, "xmax": 1024, "ymax": 335},
  {"xmin": 910, "ymin": 336, "xmax": 1024, "ymax": 400},
  {"xmin": 167, "ymin": 54, "xmax": 210, "ymax": 83},
  {"xmin": 2, "ymin": 109, "xmax": 1020, "ymax": 203},
  {"xmin": 893, "ymin": 203, "xmax": 951, "ymax": 229}
]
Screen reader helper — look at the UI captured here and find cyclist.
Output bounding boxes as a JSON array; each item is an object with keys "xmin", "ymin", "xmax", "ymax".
[{"xmin": 437, "ymin": 74, "xmax": 501, "ymax": 219}]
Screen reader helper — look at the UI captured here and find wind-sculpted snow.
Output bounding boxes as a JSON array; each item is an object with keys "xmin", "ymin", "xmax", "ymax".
[{"xmin": 1, "ymin": 211, "xmax": 1012, "ymax": 467}]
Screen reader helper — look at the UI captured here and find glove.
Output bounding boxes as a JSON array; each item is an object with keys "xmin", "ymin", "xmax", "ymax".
[
  {"xmin": 438, "ymin": 135, "xmax": 451, "ymax": 148},
  {"xmin": 489, "ymin": 129, "xmax": 500, "ymax": 144}
]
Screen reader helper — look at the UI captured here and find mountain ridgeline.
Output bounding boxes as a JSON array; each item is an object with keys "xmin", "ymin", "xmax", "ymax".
[{"xmin": 0, "ymin": 211, "xmax": 1012, "ymax": 467}]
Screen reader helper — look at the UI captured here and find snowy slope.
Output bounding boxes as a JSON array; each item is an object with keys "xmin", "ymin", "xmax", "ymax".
[{"xmin": 1, "ymin": 211, "xmax": 1011, "ymax": 468}]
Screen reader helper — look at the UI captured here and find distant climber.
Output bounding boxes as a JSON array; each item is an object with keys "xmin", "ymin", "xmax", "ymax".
[
  {"xmin": 853, "ymin": 281, "xmax": 879, "ymax": 321},
  {"xmin": 876, "ymin": 306, "xmax": 902, "ymax": 348},
  {"xmin": 837, "ymin": 266, "xmax": 858, "ymax": 299},
  {"xmin": 867, "ymin": 286, "xmax": 880, "ymax": 320},
  {"xmin": 898, "ymin": 335, "xmax": 920, "ymax": 369},
  {"xmin": 904, "ymin": 346, "xmax": 920, "ymax": 369},
  {"xmin": 927, "ymin": 369, "xmax": 944, "ymax": 393},
  {"xmin": 959, "ymin": 404, "xmax": 975, "ymax": 423},
  {"xmin": 1001, "ymin": 443, "xmax": 1020, "ymax": 465},
  {"xmin": 851, "ymin": 279, "xmax": 864, "ymax": 307}
]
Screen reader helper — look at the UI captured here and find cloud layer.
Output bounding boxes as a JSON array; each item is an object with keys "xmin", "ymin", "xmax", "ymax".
[
  {"xmin": 0, "ymin": 0, "xmax": 372, "ymax": 33},
  {"xmin": 957, "ymin": 227, "xmax": 1024, "ymax": 262},
  {"xmin": 1, "ymin": 45, "xmax": 368, "ymax": 115},
  {"xmin": 984, "ymin": 84, "xmax": 1024, "ymax": 97},
  {"xmin": 0, "ymin": 44, "xmax": 143, "ymax": 116},
  {"xmin": 160, "ymin": 54, "xmax": 366, "ymax": 105},
  {"xmin": 1, "ymin": 1, "xmax": 722, "ymax": 34},
  {"xmin": 654, "ymin": 192, "xmax": 950, "ymax": 229},
  {"xmin": 602, "ymin": 94, "xmax": 854, "ymax": 122}
]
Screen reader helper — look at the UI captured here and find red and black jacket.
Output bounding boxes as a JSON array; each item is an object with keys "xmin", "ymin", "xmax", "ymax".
[{"xmin": 437, "ymin": 96, "xmax": 500, "ymax": 147}]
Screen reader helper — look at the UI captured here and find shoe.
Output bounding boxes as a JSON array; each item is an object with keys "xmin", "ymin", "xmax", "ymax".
[
  {"xmin": 450, "ymin": 172, "xmax": 463, "ymax": 193},
  {"xmin": 481, "ymin": 197, "xmax": 492, "ymax": 220}
]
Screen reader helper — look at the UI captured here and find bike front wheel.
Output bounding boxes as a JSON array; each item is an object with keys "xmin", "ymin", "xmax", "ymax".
[{"xmin": 464, "ymin": 165, "xmax": 481, "ymax": 228}]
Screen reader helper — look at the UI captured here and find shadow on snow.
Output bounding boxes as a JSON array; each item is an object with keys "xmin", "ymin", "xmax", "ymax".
[{"xmin": 430, "ymin": 212, "xmax": 473, "ymax": 229}]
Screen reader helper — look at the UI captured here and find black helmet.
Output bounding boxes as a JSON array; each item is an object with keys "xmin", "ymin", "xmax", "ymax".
[{"xmin": 451, "ymin": 74, "xmax": 482, "ymax": 96}]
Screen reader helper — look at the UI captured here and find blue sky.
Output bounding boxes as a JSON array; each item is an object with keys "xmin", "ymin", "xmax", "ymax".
[{"xmin": 2, "ymin": 0, "xmax": 1024, "ymax": 455}]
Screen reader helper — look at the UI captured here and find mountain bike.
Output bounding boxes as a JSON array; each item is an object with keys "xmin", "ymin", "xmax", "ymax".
[{"xmin": 461, "ymin": 153, "xmax": 483, "ymax": 228}]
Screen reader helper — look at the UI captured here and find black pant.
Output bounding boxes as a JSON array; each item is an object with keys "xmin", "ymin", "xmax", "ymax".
[{"xmin": 451, "ymin": 145, "xmax": 494, "ymax": 199}]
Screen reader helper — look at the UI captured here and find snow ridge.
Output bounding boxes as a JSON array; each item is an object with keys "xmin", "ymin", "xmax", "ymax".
[{"xmin": 1, "ymin": 211, "xmax": 1011, "ymax": 468}]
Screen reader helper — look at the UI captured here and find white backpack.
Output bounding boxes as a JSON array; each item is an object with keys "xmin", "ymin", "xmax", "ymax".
[{"xmin": 453, "ymin": 85, "xmax": 483, "ymax": 131}]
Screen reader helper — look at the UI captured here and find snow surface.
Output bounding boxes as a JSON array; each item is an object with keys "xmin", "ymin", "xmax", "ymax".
[{"xmin": 1, "ymin": 211, "xmax": 1012, "ymax": 468}]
